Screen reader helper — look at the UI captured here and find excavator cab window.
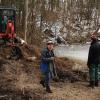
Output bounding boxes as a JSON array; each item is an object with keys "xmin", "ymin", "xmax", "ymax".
[{"xmin": 0, "ymin": 8, "xmax": 16, "ymax": 33}]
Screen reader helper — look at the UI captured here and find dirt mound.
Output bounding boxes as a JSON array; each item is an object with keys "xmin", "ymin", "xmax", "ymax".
[
  {"xmin": 20, "ymin": 45, "xmax": 41, "ymax": 58},
  {"xmin": 55, "ymin": 57, "xmax": 88, "ymax": 82},
  {"xmin": 0, "ymin": 56, "xmax": 41, "ymax": 100},
  {"xmin": 0, "ymin": 44, "xmax": 41, "ymax": 60},
  {"xmin": 0, "ymin": 45, "xmax": 41, "ymax": 99},
  {"xmin": 0, "ymin": 46, "xmax": 90, "ymax": 100}
]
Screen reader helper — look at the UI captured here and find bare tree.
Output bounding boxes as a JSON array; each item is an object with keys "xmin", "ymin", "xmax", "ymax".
[{"xmin": 24, "ymin": 0, "xmax": 28, "ymax": 42}]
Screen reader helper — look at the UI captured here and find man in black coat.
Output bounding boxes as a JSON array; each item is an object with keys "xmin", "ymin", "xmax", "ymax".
[{"xmin": 87, "ymin": 34, "xmax": 100, "ymax": 88}]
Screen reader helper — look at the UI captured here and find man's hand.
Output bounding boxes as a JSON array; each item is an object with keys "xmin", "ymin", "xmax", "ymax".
[
  {"xmin": 87, "ymin": 64, "xmax": 91, "ymax": 68},
  {"xmin": 88, "ymin": 66, "xmax": 90, "ymax": 68},
  {"xmin": 48, "ymin": 57, "xmax": 55, "ymax": 61},
  {"xmin": 50, "ymin": 57, "xmax": 55, "ymax": 60}
]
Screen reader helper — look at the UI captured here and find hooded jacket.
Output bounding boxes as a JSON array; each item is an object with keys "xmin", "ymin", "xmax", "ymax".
[
  {"xmin": 87, "ymin": 39, "xmax": 100, "ymax": 66},
  {"xmin": 40, "ymin": 48, "xmax": 54, "ymax": 73}
]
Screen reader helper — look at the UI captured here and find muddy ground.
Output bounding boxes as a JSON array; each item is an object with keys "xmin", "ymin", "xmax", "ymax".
[{"xmin": 0, "ymin": 46, "xmax": 100, "ymax": 100}]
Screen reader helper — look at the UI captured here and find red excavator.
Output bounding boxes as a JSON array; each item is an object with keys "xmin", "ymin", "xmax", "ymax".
[
  {"xmin": 0, "ymin": 7, "xmax": 23, "ymax": 60},
  {"xmin": 0, "ymin": 7, "xmax": 16, "ymax": 47}
]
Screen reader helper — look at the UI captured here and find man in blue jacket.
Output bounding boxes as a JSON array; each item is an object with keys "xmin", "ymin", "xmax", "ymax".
[
  {"xmin": 40, "ymin": 40, "xmax": 57, "ymax": 93},
  {"xmin": 87, "ymin": 34, "xmax": 100, "ymax": 88}
]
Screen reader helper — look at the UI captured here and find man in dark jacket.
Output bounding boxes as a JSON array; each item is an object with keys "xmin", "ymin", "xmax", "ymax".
[
  {"xmin": 87, "ymin": 34, "xmax": 100, "ymax": 88},
  {"xmin": 40, "ymin": 40, "xmax": 57, "ymax": 93}
]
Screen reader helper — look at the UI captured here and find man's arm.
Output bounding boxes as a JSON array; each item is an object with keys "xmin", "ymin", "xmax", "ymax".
[
  {"xmin": 41, "ymin": 49, "xmax": 54, "ymax": 62},
  {"xmin": 87, "ymin": 46, "xmax": 94, "ymax": 67}
]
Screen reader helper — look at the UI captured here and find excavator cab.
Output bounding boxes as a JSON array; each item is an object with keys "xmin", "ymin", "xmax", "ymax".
[{"xmin": 0, "ymin": 7, "xmax": 16, "ymax": 46}]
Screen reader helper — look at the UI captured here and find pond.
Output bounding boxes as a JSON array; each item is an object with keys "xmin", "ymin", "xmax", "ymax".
[{"xmin": 55, "ymin": 44, "xmax": 90, "ymax": 62}]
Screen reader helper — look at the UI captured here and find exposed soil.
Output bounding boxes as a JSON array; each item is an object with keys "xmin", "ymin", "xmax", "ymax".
[{"xmin": 0, "ymin": 46, "xmax": 100, "ymax": 100}]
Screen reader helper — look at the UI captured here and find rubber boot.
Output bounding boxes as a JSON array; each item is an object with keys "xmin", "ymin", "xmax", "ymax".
[
  {"xmin": 95, "ymin": 81, "xmax": 99, "ymax": 87},
  {"xmin": 40, "ymin": 80, "xmax": 45, "ymax": 88},
  {"xmin": 46, "ymin": 86, "xmax": 52, "ymax": 93}
]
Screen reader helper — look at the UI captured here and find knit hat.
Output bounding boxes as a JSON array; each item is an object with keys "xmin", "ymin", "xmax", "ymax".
[{"xmin": 47, "ymin": 40, "xmax": 54, "ymax": 45}]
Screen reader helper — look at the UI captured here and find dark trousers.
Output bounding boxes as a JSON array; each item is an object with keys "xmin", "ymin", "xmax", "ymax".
[
  {"xmin": 41, "ymin": 72, "xmax": 50, "ymax": 87},
  {"xmin": 89, "ymin": 64, "xmax": 99, "ymax": 82},
  {"xmin": 45, "ymin": 72, "xmax": 50, "ymax": 86}
]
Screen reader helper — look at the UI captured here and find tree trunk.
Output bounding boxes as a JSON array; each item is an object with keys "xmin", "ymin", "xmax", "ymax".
[{"xmin": 24, "ymin": 0, "xmax": 28, "ymax": 42}]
